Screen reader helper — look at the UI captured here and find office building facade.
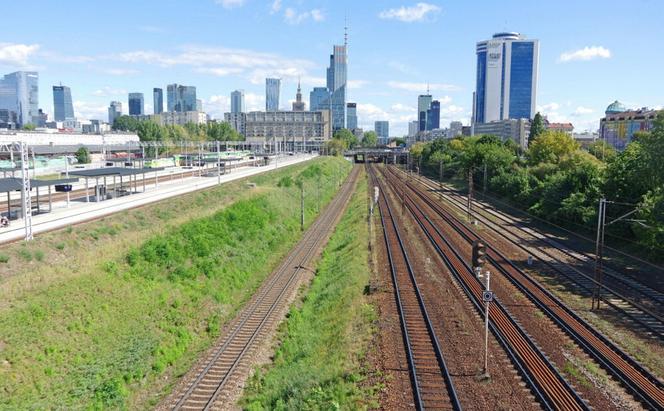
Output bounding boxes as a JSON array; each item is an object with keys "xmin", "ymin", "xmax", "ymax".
[
  {"xmin": 473, "ymin": 32, "xmax": 539, "ymax": 124},
  {"xmin": 449, "ymin": 121, "xmax": 463, "ymax": 138},
  {"xmin": 0, "ymin": 71, "xmax": 39, "ymax": 127},
  {"xmin": 408, "ymin": 120, "xmax": 419, "ymax": 138},
  {"xmin": 600, "ymin": 101, "xmax": 661, "ymax": 151},
  {"xmin": 310, "ymin": 87, "xmax": 330, "ymax": 112},
  {"xmin": 167, "ymin": 84, "xmax": 197, "ymax": 112},
  {"xmin": 418, "ymin": 94, "xmax": 432, "ymax": 131},
  {"xmin": 153, "ymin": 88, "xmax": 163, "ymax": 114},
  {"xmin": 427, "ymin": 100, "xmax": 440, "ymax": 130},
  {"xmin": 108, "ymin": 101, "xmax": 122, "ymax": 125},
  {"xmin": 128, "ymin": 93, "xmax": 144, "ymax": 115},
  {"xmin": 472, "ymin": 118, "xmax": 530, "ymax": 149},
  {"xmin": 231, "ymin": 89, "xmax": 245, "ymax": 113},
  {"xmin": 265, "ymin": 78, "xmax": 280, "ymax": 111},
  {"xmin": 53, "ymin": 85, "xmax": 74, "ymax": 121},
  {"xmin": 375, "ymin": 121, "xmax": 389, "ymax": 142},
  {"xmin": 346, "ymin": 102, "xmax": 357, "ymax": 129}
]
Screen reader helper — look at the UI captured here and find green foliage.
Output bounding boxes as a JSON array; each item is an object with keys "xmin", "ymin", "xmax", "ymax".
[
  {"xmin": 242, "ymin": 172, "xmax": 378, "ymax": 410},
  {"xmin": 325, "ymin": 138, "xmax": 348, "ymax": 156},
  {"xmin": 112, "ymin": 115, "xmax": 241, "ymax": 142},
  {"xmin": 22, "ymin": 123, "xmax": 36, "ymax": 131},
  {"xmin": 527, "ymin": 130, "xmax": 580, "ymax": 165},
  {"xmin": 530, "ymin": 112, "xmax": 545, "ymax": 144},
  {"xmin": 586, "ymin": 140, "xmax": 616, "ymax": 162},
  {"xmin": 0, "ymin": 253, "xmax": 9, "ymax": 263},
  {"xmin": 333, "ymin": 128, "xmax": 359, "ymax": 149},
  {"xmin": 361, "ymin": 131, "xmax": 378, "ymax": 147},
  {"xmin": 390, "ymin": 137, "xmax": 407, "ymax": 146},
  {"xmin": 75, "ymin": 147, "xmax": 91, "ymax": 164}
]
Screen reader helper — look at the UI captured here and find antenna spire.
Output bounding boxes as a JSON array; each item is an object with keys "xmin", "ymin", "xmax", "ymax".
[{"xmin": 344, "ymin": 14, "xmax": 348, "ymax": 47}]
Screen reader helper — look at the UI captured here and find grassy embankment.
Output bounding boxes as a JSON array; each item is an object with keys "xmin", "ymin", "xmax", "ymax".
[
  {"xmin": 0, "ymin": 157, "xmax": 351, "ymax": 409},
  {"xmin": 242, "ymin": 168, "xmax": 380, "ymax": 410}
]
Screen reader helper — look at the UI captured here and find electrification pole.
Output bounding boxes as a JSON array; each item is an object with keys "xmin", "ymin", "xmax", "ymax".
[
  {"xmin": 300, "ymin": 183, "xmax": 305, "ymax": 232},
  {"xmin": 20, "ymin": 142, "xmax": 33, "ymax": 241},
  {"xmin": 467, "ymin": 169, "xmax": 473, "ymax": 222}
]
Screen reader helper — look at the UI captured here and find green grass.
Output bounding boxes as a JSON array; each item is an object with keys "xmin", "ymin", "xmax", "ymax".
[
  {"xmin": 242, "ymin": 169, "xmax": 379, "ymax": 410},
  {"xmin": 0, "ymin": 254, "xmax": 8, "ymax": 263},
  {"xmin": 0, "ymin": 157, "xmax": 352, "ymax": 410}
]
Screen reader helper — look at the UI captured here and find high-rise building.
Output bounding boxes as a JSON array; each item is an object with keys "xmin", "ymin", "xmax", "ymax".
[
  {"xmin": 346, "ymin": 102, "xmax": 357, "ymax": 129},
  {"xmin": 108, "ymin": 101, "xmax": 122, "ymax": 124},
  {"xmin": 426, "ymin": 100, "xmax": 440, "ymax": 130},
  {"xmin": 310, "ymin": 87, "xmax": 331, "ymax": 112},
  {"xmin": 449, "ymin": 121, "xmax": 463, "ymax": 138},
  {"xmin": 325, "ymin": 44, "xmax": 347, "ymax": 131},
  {"xmin": 292, "ymin": 79, "xmax": 306, "ymax": 111},
  {"xmin": 167, "ymin": 84, "xmax": 197, "ymax": 112},
  {"xmin": 53, "ymin": 85, "xmax": 74, "ymax": 121},
  {"xmin": 265, "ymin": 78, "xmax": 280, "ymax": 111},
  {"xmin": 153, "ymin": 88, "xmax": 163, "ymax": 114},
  {"xmin": 0, "ymin": 71, "xmax": 39, "ymax": 127},
  {"xmin": 128, "ymin": 93, "xmax": 144, "ymax": 115},
  {"xmin": 417, "ymin": 94, "xmax": 432, "ymax": 131},
  {"xmin": 196, "ymin": 99, "xmax": 203, "ymax": 112},
  {"xmin": 375, "ymin": 121, "xmax": 389, "ymax": 142},
  {"xmin": 408, "ymin": 120, "xmax": 419, "ymax": 138},
  {"xmin": 231, "ymin": 90, "xmax": 245, "ymax": 113},
  {"xmin": 473, "ymin": 32, "xmax": 539, "ymax": 124}
]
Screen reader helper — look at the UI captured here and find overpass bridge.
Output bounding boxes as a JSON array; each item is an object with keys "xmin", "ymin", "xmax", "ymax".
[{"xmin": 345, "ymin": 148, "xmax": 408, "ymax": 164}]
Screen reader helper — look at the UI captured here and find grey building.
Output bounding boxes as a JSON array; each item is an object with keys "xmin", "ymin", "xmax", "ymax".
[
  {"xmin": 128, "ymin": 92, "xmax": 144, "ymax": 115},
  {"xmin": 108, "ymin": 101, "xmax": 122, "ymax": 125},
  {"xmin": 265, "ymin": 78, "xmax": 280, "ymax": 111},
  {"xmin": 375, "ymin": 121, "xmax": 389, "ymax": 142},
  {"xmin": 346, "ymin": 102, "xmax": 357, "ymax": 129},
  {"xmin": 225, "ymin": 112, "xmax": 246, "ymax": 136},
  {"xmin": 408, "ymin": 120, "xmax": 419, "ymax": 138},
  {"xmin": 167, "ymin": 84, "xmax": 197, "ymax": 112},
  {"xmin": 53, "ymin": 85, "xmax": 74, "ymax": 121},
  {"xmin": 472, "ymin": 118, "xmax": 530, "ymax": 149},
  {"xmin": 0, "ymin": 71, "xmax": 39, "ymax": 127},
  {"xmin": 449, "ymin": 121, "xmax": 463, "ymax": 138},
  {"xmin": 231, "ymin": 89, "xmax": 245, "ymax": 113},
  {"xmin": 153, "ymin": 88, "xmax": 163, "ymax": 114}
]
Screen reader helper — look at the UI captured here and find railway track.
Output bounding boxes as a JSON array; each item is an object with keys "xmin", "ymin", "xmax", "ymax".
[
  {"xmin": 405, "ymin": 168, "xmax": 664, "ymax": 339},
  {"xmin": 163, "ymin": 166, "xmax": 359, "ymax": 411},
  {"xmin": 372, "ymin": 164, "xmax": 589, "ymax": 411},
  {"xmin": 385, "ymin": 165, "xmax": 664, "ymax": 409},
  {"xmin": 369, "ymin": 166, "xmax": 460, "ymax": 411}
]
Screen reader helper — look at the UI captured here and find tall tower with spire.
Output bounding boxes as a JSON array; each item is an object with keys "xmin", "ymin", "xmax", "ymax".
[{"xmin": 292, "ymin": 78, "xmax": 305, "ymax": 111}]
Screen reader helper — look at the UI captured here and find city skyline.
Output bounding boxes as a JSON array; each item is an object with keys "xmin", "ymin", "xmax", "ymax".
[{"xmin": 1, "ymin": 0, "xmax": 662, "ymax": 134}]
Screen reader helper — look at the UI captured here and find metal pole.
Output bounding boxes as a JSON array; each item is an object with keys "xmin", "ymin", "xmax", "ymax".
[
  {"xmin": 439, "ymin": 159, "xmax": 443, "ymax": 200},
  {"xmin": 467, "ymin": 169, "xmax": 473, "ymax": 222},
  {"xmin": 300, "ymin": 184, "xmax": 304, "ymax": 232},
  {"xmin": 484, "ymin": 270, "xmax": 491, "ymax": 377},
  {"xmin": 593, "ymin": 198, "xmax": 605, "ymax": 310},
  {"xmin": 483, "ymin": 162, "xmax": 488, "ymax": 194},
  {"xmin": 65, "ymin": 155, "xmax": 70, "ymax": 208},
  {"xmin": 19, "ymin": 142, "xmax": 33, "ymax": 241},
  {"xmin": 216, "ymin": 140, "xmax": 221, "ymax": 184}
]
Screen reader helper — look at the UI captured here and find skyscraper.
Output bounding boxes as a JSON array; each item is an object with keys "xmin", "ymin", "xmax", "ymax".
[
  {"xmin": 473, "ymin": 32, "xmax": 539, "ymax": 124},
  {"xmin": 167, "ymin": 84, "xmax": 197, "ymax": 112},
  {"xmin": 426, "ymin": 100, "xmax": 440, "ymax": 130},
  {"xmin": 231, "ymin": 90, "xmax": 245, "ymax": 113},
  {"xmin": 292, "ymin": 79, "xmax": 305, "ymax": 111},
  {"xmin": 417, "ymin": 94, "xmax": 432, "ymax": 132},
  {"xmin": 153, "ymin": 88, "xmax": 163, "ymax": 114},
  {"xmin": 53, "ymin": 85, "xmax": 74, "ymax": 121},
  {"xmin": 0, "ymin": 71, "xmax": 39, "ymax": 127},
  {"xmin": 128, "ymin": 92, "xmax": 144, "ymax": 115},
  {"xmin": 375, "ymin": 121, "xmax": 389, "ymax": 142},
  {"xmin": 326, "ymin": 44, "xmax": 347, "ymax": 131},
  {"xmin": 346, "ymin": 103, "xmax": 357, "ymax": 129},
  {"xmin": 108, "ymin": 101, "xmax": 122, "ymax": 124},
  {"xmin": 309, "ymin": 87, "xmax": 331, "ymax": 112},
  {"xmin": 265, "ymin": 78, "xmax": 280, "ymax": 111}
]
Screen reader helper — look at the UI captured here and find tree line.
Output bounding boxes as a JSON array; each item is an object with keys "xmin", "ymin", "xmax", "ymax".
[
  {"xmin": 409, "ymin": 113, "xmax": 664, "ymax": 259},
  {"xmin": 112, "ymin": 115, "xmax": 242, "ymax": 142}
]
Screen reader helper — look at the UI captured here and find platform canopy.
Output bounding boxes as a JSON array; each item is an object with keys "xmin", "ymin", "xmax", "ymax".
[
  {"xmin": 0, "ymin": 177, "xmax": 79, "ymax": 193},
  {"xmin": 67, "ymin": 167, "xmax": 164, "ymax": 178}
]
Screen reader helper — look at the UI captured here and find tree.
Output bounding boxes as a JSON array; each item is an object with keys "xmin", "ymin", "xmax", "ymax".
[
  {"xmin": 325, "ymin": 138, "xmax": 347, "ymax": 156},
  {"xmin": 586, "ymin": 140, "xmax": 616, "ymax": 162},
  {"xmin": 22, "ymin": 123, "xmax": 36, "ymax": 131},
  {"xmin": 529, "ymin": 112, "xmax": 545, "ymax": 145},
  {"xmin": 333, "ymin": 128, "xmax": 358, "ymax": 149},
  {"xmin": 75, "ymin": 147, "xmax": 91, "ymax": 164},
  {"xmin": 112, "ymin": 115, "xmax": 140, "ymax": 131},
  {"xmin": 391, "ymin": 137, "xmax": 407, "ymax": 147},
  {"xmin": 527, "ymin": 130, "xmax": 579, "ymax": 165},
  {"xmin": 361, "ymin": 131, "xmax": 378, "ymax": 147}
]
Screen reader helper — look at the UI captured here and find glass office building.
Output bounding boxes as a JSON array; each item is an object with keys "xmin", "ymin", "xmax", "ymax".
[
  {"xmin": 128, "ymin": 92, "xmax": 144, "ymax": 115},
  {"xmin": 473, "ymin": 32, "xmax": 539, "ymax": 124},
  {"xmin": 231, "ymin": 89, "xmax": 245, "ymax": 113},
  {"xmin": 153, "ymin": 88, "xmax": 163, "ymax": 114},
  {"xmin": 346, "ymin": 102, "xmax": 357, "ymax": 129},
  {"xmin": 167, "ymin": 84, "xmax": 197, "ymax": 112},
  {"xmin": 53, "ymin": 85, "xmax": 74, "ymax": 121},
  {"xmin": 265, "ymin": 78, "xmax": 280, "ymax": 112},
  {"xmin": 0, "ymin": 71, "xmax": 39, "ymax": 127}
]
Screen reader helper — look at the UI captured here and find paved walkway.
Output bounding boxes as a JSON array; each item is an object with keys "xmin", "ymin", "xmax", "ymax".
[{"xmin": 0, "ymin": 154, "xmax": 316, "ymax": 244}]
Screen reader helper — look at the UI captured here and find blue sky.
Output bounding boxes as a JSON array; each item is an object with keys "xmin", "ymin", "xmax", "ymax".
[{"xmin": 1, "ymin": 0, "xmax": 662, "ymax": 134}]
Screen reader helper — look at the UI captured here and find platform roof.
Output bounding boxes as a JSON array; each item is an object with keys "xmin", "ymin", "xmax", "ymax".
[
  {"xmin": 201, "ymin": 157, "xmax": 243, "ymax": 163},
  {"xmin": 0, "ymin": 177, "xmax": 79, "ymax": 192},
  {"xmin": 68, "ymin": 167, "xmax": 164, "ymax": 178}
]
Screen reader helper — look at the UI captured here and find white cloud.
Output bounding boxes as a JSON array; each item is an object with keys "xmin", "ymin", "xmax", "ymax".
[
  {"xmin": 559, "ymin": 46, "xmax": 611, "ymax": 63},
  {"xmin": 348, "ymin": 79, "xmax": 369, "ymax": 90},
  {"xmin": 379, "ymin": 3, "xmax": 441, "ymax": 23},
  {"xmin": 284, "ymin": 7, "xmax": 325, "ymax": 24},
  {"xmin": 387, "ymin": 81, "xmax": 460, "ymax": 92},
  {"xmin": 0, "ymin": 43, "xmax": 39, "ymax": 66},
  {"xmin": 195, "ymin": 67, "xmax": 244, "ymax": 76},
  {"xmin": 270, "ymin": 0, "xmax": 282, "ymax": 13},
  {"xmin": 73, "ymin": 100, "xmax": 108, "ymax": 121},
  {"xmin": 92, "ymin": 86, "xmax": 127, "ymax": 97},
  {"xmin": 572, "ymin": 106, "xmax": 594, "ymax": 116},
  {"xmin": 537, "ymin": 102, "xmax": 561, "ymax": 113},
  {"xmin": 215, "ymin": 0, "xmax": 245, "ymax": 9},
  {"xmin": 388, "ymin": 61, "xmax": 418, "ymax": 75}
]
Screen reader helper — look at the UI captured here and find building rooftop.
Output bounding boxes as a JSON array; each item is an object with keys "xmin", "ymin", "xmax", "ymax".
[{"xmin": 605, "ymin": 100, "xmax": 627, "ymax": 115}]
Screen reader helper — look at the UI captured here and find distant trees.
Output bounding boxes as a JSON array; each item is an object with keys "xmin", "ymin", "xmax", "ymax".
[
  {"xmin": 22, "ymin": 124, "xmax": 36, "ymax": 131},
  {"xmin": 111, "ymin": 115, "xmax": 241, "ymax": 142},
  {"xmin": 391, "ymin": 137, "xmax": 407, "ymax": 147},
  {"xmin": 361, "ymin": 131, "xmax": 378, "ymax": 147},
  {"xmin": 75, "ymin": 147, "xmax": 91, "ymax": 164},
  {"xmin": 333, "ymin": 128, "xmax": 358, "ymax": 149},
  {"xmin": 529, "ymin": 112, "xmax": 545, "ymax": 144}
]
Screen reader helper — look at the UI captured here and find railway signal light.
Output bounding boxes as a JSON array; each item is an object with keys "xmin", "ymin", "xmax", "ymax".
[{"xmin": 472, "ymin": 240, "xmax": 487, "ymax": 270}]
